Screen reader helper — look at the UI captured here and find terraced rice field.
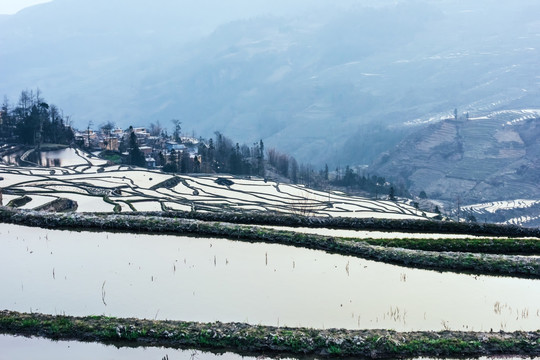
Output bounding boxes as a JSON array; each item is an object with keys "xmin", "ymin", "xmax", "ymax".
[
  {"xmin": 0, "ymin": 148, "xmax": 538, "ymax": 359},
  {"xmin": 0, "ymin": 149, "xmax": 429, "ymax": 219}
]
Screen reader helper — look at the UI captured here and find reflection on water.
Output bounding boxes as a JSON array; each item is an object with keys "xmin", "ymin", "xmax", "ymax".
[
  {"xmin": 1, "ymin": 335, "xmax": 538, "ymax": 360},
  {"xmin": 1, "ymin": 151, "xmax": 23, "ymax": 165},
  {"xmin": 33, "ymin": 148, "xmax": 88, "ymax": 167},
  {"xmin": 1, "ymin": 148, "xmax": 89, "ymax": 167},
  {"xmin": 263, "ymin": 225, "xmax": 518, "ymax": 239},
  {"xmin": 0, "ymin": 335, "xmax": 250, "ymax": 360},
  {"xmin": 0, "ymin": 223, "xmax": 539, "ymax": 331}
]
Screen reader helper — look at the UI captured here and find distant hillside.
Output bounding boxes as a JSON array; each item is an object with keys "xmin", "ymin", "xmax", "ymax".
[
  {"xmin": 1, "ymin": 0, "xmax": 540, "ymax": 166},
  {"xmin": 370, "ymin": 110, "xmax": 540, "ymax": 205}
]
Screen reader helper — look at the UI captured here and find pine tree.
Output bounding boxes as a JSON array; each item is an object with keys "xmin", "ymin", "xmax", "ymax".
[
  {"xmin": 128, "ymin": 129, "xmax": 146, "ymax": 167},
  {"xmin": 389, "ymin": 186, "xmax": 396, "ymax": 201}
]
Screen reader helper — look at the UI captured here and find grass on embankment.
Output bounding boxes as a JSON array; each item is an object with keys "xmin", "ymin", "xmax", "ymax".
[
  {"xmin": 0, "ymin": 311, "xmax": 538, "ymax": 359},
  {"xmin": 0, "ymin": 208, "xmax": 538, "ymax": 278},
  {"xmin": 140, "ymin": 210, "xmax": 540, "ymax": 238},
  {"xmin": 360, "ymin": 237, "xmax": 540, "ymax": 255}
]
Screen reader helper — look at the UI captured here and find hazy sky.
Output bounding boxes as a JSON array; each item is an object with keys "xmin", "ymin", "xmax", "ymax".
[{"xmin": 0, "ymin": 0, "xmax": 51, "ymax": 15}]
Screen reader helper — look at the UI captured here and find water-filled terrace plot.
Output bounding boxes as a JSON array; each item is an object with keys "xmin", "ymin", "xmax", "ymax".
[
  {"xmin": 1, "ymin": 223, "xmax": 538, "ymax": 332},
  {"xmin": 0, "ymin": 148, "xmax": 539, "ymax": 358},
  {"xmin": 0, "ymin": 148, "xmax": 427, "ymax": 219}
]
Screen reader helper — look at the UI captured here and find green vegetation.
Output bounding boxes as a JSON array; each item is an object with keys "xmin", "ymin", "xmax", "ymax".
[
  {"xmin": 126, "ymin": 126, "xmax": 146, "ymax": 167},
  {"xmin": 0, "ymin": 208, "xmax": 538, "ymax": 278},
  {"xmin": 0, "ymin": 311, "xmax": 538, "ymax": 358},
  {"xmin": 6, "ymin": 196, "xmax": 32, "ymax": 208},
  {"xmin": 38, "ymin": 144, "xmax": 69, "ymax": 151},
  {"xmin": 99, "ymin": 150, "xmax": 122, "ymax": 164},
  {"xmin": 141, "ymin": 209, "xmax": 540, "ymax": 238},
  {"xmin": 0, "ymin": 90, "xmax": 74, "ymax": 146},
  {"xmin": 360, "ymin": 237, "xmax": 540, "ymax": 255}
]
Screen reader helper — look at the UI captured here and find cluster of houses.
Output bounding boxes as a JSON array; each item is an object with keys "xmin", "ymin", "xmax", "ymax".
[{"xmin": 74, "ymin": 127, "xmax": 202, "ymax": 168}]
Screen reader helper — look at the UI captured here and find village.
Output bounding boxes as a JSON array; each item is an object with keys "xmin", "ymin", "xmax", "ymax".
[{"xmin": 74, "ymin": 125, "xmax": 203, "ymax": 170}]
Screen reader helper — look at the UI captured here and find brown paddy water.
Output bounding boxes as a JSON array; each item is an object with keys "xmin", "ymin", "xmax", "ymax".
[{"xmin": 0, "ymin": 223, "xmax": 539, "ymax": 332}]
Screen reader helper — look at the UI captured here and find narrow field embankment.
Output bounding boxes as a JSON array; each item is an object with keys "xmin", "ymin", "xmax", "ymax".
[
  {"xmin": 0, "ymin": 208, "xmax": 538, "ymax": 278},
  {"xmin": 0, "ymin": 311, "xmax": 538, "ymax": 359},
  {"xmin": 140, "ymin": 210, "xmax": 540, "ymax": 238},
  {"xmin": 358, "ymin": 237, "xmax": 540, "ymax": 255}
]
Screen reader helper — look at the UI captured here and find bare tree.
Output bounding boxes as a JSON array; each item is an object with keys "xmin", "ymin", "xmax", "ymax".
[
  {"xmin": 100, "ymin": 121, "xmax": 115, "ymax": 150},
  {"xmin": 149, "ymin": 120, "xmax": 163, "ymax": 137},
  {"xmin": 171, "ymin": 119, "xmax": 182, "ymax": 143}
]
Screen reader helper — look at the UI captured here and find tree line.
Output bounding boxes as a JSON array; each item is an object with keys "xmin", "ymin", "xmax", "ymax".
[
  {"xmin": 159, "ymin": 131, "xmax": 265, "ymax": 177},
  {"xmin": 0, "ymin": 90, "xmax": 74, "ymax": 146},
  {"xmin": 157, "ymin": 129, "xmax": 402, "ymax": 198},
  {"xmin": 0, "ymin": 89, "xmax": 401, "ymax": 199}
]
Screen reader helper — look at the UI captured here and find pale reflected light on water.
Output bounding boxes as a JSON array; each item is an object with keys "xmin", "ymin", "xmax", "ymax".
[
  {"xmin": 0, "ymin": 223, "xmax": 539, "ymax": 331},
  {"xmin": 1, "ymin": 335, "xmax": 538, "ymax": 360},
  {"xmin": 0, "ymin": 335, "xmax": 250, "ymax": 360}
]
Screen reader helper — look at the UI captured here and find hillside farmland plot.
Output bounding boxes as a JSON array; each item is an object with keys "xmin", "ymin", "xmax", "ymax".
[{"xmin": 0, "ymin": 150, "xmax": 427, "ymax": 219}]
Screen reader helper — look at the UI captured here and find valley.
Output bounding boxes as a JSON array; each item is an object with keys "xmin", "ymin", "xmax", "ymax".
[{"xmin": 0, "ymin": 1, "xmax": 539, "ymax": 358}]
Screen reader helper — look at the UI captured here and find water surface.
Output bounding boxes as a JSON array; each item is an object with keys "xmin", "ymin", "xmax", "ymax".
[
  {"xmin": 0, "ymin": 334, "xmax": 247, "ymax": 360},
  {"xmin": 1, "ymin": 223, "xmax": 538, "ymax": 331},
  {"xmin": 0, "ymin": 335, "xmax": 537, "ymax": 360}
]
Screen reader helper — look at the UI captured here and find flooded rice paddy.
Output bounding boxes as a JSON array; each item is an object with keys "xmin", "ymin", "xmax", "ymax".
[
  {"xmin": 261, "ymin": 225, "xmax": 540, "ymax": 239},
  {"xmin": 1, "ymin": 335, "xmax": 538, "ymax": 360},
  {"xmin": 0, "ymin": 334, "xmax": 245, "ymax": 360},
  {"xmin": 0, "ymin": 148, "xmax": 431, "ymax": 218},
  {"xmin": 1, "ymin": 223, "xmax": 539, "ymax": 332}
]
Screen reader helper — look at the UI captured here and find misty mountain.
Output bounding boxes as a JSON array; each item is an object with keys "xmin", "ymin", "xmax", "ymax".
[
  {"xmin": 1, "ymin": 0, "xmax": 540, "ymax": 167},
  {"xmin": 370, "ymin": 110, "xmax": 540, "ymax": 204}
]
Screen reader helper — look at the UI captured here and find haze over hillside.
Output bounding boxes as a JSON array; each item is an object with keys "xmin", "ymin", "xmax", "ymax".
[
  {"xmin": 371, "ymin": 110, "xmax": 540, "ymax": 202},
  {"xmin": 1, "ymin": 0, "xmax": 540, "ymax": 167}
]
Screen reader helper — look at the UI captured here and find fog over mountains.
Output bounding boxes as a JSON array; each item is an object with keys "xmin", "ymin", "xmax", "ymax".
[{"xmin": 1, "ymin": 0, "xmax": 540, "ymax": 168}]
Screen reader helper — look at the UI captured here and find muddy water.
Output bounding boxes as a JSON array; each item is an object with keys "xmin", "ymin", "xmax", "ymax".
[{"xmin": 0, "ymin": 223, "xmax": 539, "ymax": 331}]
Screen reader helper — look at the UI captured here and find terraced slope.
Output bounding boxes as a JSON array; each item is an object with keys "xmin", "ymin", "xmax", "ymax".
[
  {"xmin": 0, "ymin": 149, "xmax": 428, "ymax": 220},
  {"xmin": 370, "ymin": 110, "xmax": 540, "ymax": 225}
]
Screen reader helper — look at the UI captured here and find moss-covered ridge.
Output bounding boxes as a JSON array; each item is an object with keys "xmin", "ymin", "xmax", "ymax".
[
  {"xmin": 359, "ymin": 236, "xmax": 540, "ymax": 255},
  {"xmin": 0, "ymin": 311, "xmax": 538, "ymax": 358},
  {"xmin": 0, "ymin": 208, "xmax": 538, "ymax": 278},
  {"xmin": 142, "ymin": 210, "xmax": 540, "ymax": 238}
]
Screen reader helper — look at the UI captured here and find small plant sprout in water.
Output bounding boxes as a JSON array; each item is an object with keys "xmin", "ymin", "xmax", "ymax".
[
  {"xmin": 494, "ymin": 301, "xmax": 502, "ymax": 314},
  {"xmin": 345, "ymin": 261, "xmax": 350, "ymax": 276},
  {"xmin": 441, "ymin": 320, "xmax": 450, "ymax": 331},
  {"xmin": 101, "ymin": 281, "xmax": 107, "ymax": 306},
  {"xmin": 386, "ymin": 306, "xmax": 407, "ymax": 324}
]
